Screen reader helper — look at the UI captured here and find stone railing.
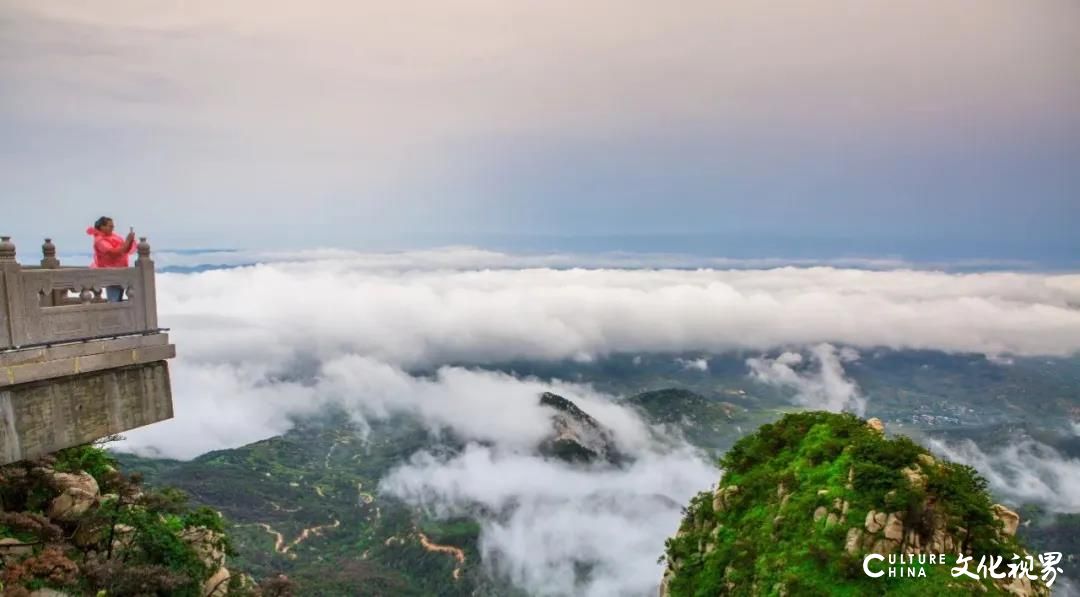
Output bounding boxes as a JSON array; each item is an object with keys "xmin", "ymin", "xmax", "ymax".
[{"xmin": 0, "ymin": 236, "xmax": 160, "ymax": 350}]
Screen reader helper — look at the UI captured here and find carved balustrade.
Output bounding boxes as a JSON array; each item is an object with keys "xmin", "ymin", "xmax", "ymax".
[{"xmin": 0, "ymin": 236, "xmax": 160, "ymax": 349}]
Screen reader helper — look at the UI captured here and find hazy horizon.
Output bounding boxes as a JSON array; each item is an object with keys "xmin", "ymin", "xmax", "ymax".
[{"xmin": 3, "ymin": 1, "xmax": 1078, "ymax": 257}]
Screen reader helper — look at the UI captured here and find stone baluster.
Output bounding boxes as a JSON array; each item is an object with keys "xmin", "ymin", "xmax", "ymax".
[
  {"xmin": 40, "ymin": 238, "xmax": 60, "ymax": 268},
  {"xmin": 38, "ymin": 238, "xmax": 63, "ymax": 306},
  {"xmin": 0, "ymin": 236, "xmax": 15, "ymax": 262},
  {"xmin": 0, "ymin": 237, "xmax": 22, "ymax": 347},
  {"xmin": 135, "ymin": 237, "xmax": 157, "ymax": 329},
  {"xmin": 136, "ymin": 237, "xmax": 151, "ymax": 263}
]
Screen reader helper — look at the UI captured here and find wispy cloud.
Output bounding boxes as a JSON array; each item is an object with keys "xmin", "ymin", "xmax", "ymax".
[
  {"xmin": 928, "ymin": 437, "xmax": 1080, "ymax": 513},
  {"xmin": 747, "ymin": 344, "xmax": 866, "ymax": 415},
  {"xmin": 676, "ymin": 357, "xmax": 709, "ymax": 372},
  {"xmin": 382, "ymin": 445, "xmax": 715, "ymax": 597}
]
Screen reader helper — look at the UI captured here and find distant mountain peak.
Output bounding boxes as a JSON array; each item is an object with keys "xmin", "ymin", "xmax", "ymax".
[{"xmin": 538, "ymin": 392, "xmax": 622, "ymax": 465}]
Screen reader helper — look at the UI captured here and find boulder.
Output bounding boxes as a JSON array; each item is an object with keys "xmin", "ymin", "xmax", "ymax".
[
  {"xmin": 865, "ymin": 510, "xmax": 886, "ymax": 533},
  {"xmin": 46, "ymin": 471, "xmax": 100, "ymax": 522},
  {"xmin": 48, "ymin": 471, "xmax": 99, "ymax": 496},
  {"xmin": 48, "ymin": 488, "xmax": 97, "ymax": 521},
  {"xmin": 883, "ymin": 512, "xmax": 905, "ymax": 541},
  {"xmin": 901, "ymin": 466, "xmax": 927, "ymax": 490},
  {"xmin": 813, "ymin": 506, "xmax": 827, "ymax": 522},
  {"xmin": 866, "ymin": 418, "xmax": 885, "ymax": 433}
]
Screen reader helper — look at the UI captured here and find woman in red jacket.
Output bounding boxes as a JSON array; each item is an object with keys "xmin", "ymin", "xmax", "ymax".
[{"xmin": 87, "ymin": 216, "xmax": 136, "ymax": 302}]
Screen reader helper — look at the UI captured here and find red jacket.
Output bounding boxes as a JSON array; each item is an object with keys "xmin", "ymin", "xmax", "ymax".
[{"xmin": 87, "ymin": 226, "xmax": 135, "ymax": 268}]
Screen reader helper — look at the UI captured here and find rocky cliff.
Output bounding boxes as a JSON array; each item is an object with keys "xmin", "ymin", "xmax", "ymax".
[
  {"xmin": 0, "ymin": 443, "xmax": 288, "ymax": 596},
  {"xmin": 661, "ymin": 412, "xmax": 1054, "ymax": 596}
]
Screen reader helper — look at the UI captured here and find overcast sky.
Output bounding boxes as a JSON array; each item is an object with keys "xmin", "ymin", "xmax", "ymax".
[{"xmin": 2, "ymin": 1, "xmax": 1078, "ymax": 260}]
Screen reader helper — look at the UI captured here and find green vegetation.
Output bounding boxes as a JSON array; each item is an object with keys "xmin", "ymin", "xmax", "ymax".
[
  {"xmin": 117, "ymin": 413, "xmax": 517, "ymax": 596},
  {"xmin": 663, "ymin": 412, "xmax": 1042, "ymax": 597},
  {"xmin": 53, "ymin": 443, "xmax": 120, "ymax": 482},
  {"xmin": 0, "ymin": 443, "xmax": 275, "ymax": 596}
]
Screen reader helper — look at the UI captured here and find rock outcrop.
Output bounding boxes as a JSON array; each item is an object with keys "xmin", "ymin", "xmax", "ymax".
[
  {"xmin": 0, "ymin": 446, "xmax": 246, "ymax": 596},
  {"xmin": 992, "ymin": 504, "xmax": 1020, "ymax": 537},
  {"xmin": 866, "ymin": 417, "xmax": 885, "ymax": 434},
  {"xmin": 181, "ymin": 524, "xmax": 233, "ymax": 596}
]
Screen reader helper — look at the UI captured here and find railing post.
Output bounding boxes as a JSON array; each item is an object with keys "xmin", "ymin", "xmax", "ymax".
[
  {"xmin": 136, "ymin": 237, "xmax": 158, "ymax": 330},
  {"xmin": 40, "ymin": 238, "xmax": 59, "ymax": 268},
  {"xmin": 0, "ymin": 237, "xmax": 24, "ymax": 347},
  {"xmin": 39, "ymin": 238, "xmax": 64, "ymax": 307}
]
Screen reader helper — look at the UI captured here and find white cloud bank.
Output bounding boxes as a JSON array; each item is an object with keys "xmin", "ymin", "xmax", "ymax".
[{"xmin": 156, "ymin": 258, "xmax": 1080, "ymax": 374}]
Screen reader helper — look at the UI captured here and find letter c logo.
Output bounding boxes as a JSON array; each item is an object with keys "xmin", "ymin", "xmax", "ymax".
[{"xmin": 863, "ymin": 554, "xmax": 885, "ymax": 578}]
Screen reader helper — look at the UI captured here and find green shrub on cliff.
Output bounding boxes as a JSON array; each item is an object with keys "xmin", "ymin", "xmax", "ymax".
[
  {"xmin": 0, "ymin": 443, "xmax": 280, "ymax": 597},
  {"xmin": 661, "ymin": 412, "xmax": 1048, "ymax": 597}
]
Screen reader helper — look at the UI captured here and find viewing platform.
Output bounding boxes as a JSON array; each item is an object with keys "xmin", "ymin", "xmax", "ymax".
[{"xmin": 0, "ymin": 236, "xmax": 175, "ymax": 464}]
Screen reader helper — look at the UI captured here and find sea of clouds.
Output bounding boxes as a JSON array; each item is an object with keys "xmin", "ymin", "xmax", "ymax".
[{"xmin": 115, "ymin": 249, "xmax": 1080, "ymax": 596}]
